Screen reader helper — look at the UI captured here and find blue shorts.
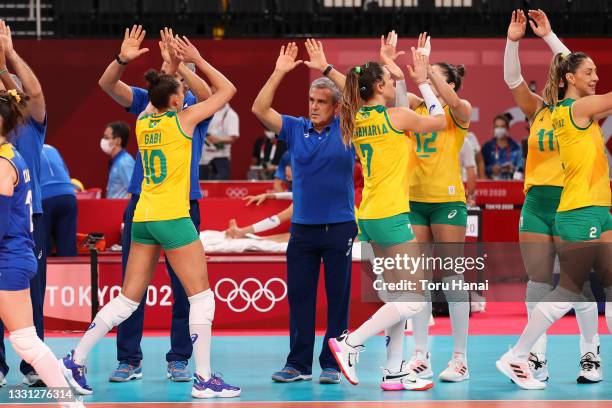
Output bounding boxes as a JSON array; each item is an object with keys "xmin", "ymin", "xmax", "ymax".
[{"xmin": 0, "ymin": 267, "xmax": 37, "ymax": 291}]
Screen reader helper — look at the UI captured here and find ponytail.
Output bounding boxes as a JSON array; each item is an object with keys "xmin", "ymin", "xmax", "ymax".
[
  {"xmin": 340, "ymin": 62, "xmax": 385, "ymax": 146},
  {"xmin": 543, "ymin": 51, "xmax": 590, "ymax": 106},
  {"xmin": 340, "ymin": 68, "xmax": 361, "ymax": 146},
  {"xmin": 0, "ymin": 89, "xmax": 30, "ymax": 138}
]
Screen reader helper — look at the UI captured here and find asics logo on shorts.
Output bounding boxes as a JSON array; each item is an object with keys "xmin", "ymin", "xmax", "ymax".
[
  {"xmin": 215, "ymin": 277, "xmax": 287, "ymax": 313},
  {"xmin": 448, "ymin": 210, "xmax": 457, "ymax": 219}
]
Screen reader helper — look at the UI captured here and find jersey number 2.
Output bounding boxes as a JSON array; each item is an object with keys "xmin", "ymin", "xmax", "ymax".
[{"xmin": 143, "ymin": 149, "xmax": 168, "ymax": 185}]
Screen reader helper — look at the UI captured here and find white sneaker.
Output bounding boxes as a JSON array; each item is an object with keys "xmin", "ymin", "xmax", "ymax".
[
  {"xmin": 577, "ymin": 335, "xmax": 602, "ymax": 383},
  {"xmin": 496, "ymin": 349, "xmax": 545, "ymax": 390},
  {"xmin": 407, "ymin": 351, "xmax": 433, "ymax": 379},
  {"xmin": 380, "ymin": 361, "xmax": 434, "ymax": 391},
  {"xmin": 22, "ymin": 371, "xmax": 45, "ymax": 387},
  {"xmin": 328, "ymin": 331, "xmax": 363, "ymax": 385},
  {"xmin": 528, "ymin": 353, "xmax": 549, "ymax": 382},
  {"xmin": 470, "ymin": 292, "xmax": 486, "ymax": 313},
  {"xmin": 0, "ymin": 371, "xmax": 6, "ymax": 387},
  {"xmin": 439, "ymin": 354, "xmax": 470, "ymax": 382}
]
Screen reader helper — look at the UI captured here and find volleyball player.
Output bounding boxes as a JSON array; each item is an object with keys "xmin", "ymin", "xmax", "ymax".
[
  {"xmin": 0, "ymin": 89, "xmax": 85, "ymax": 407},
  {"xmin": 384, "ymin": 32, "xmax": 472, "ymax": 383},
  {"xmin": 504, "ymin": 9, "xmax": 601, "ymax": 382},
  {"xmin": 329, "ymin": 50, "xmax": 446, "ymax": 390},
  {"xmin": 497, "ymin": 51, "xmax": 611, "ymax": 390},
  {"xmin": 61, "ymin": 38, "xmax": 241, "ymax": 398}
]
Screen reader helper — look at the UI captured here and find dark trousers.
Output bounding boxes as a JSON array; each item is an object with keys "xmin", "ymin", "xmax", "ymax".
[
  {"xmin": 42, "ymin": 194, "xmax": 77, "ymax": 257},
  {"xmin": 285, "ymin": 221, "xmax": 357, "ymax": 374},
  {"xmin": 116, "ymin": 195, "xmax": 200, "ymax": 365},
  {"xmin": 0, "ymin": 214, "xmax": 47, "ymax": 376},
  {"xmin": 199, "ymin": 158, "xmax": 231, "ymax": 180}
]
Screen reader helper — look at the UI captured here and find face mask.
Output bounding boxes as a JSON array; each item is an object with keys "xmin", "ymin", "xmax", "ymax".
[
  {"xmin": 264, "ymin": 130, "xmax": 276, "ymax": 140},
  {"xmin": 493, "ymin": 127, "xmax": 507, "ymax": 139},
  {"xmin": 100, "ymin": 138, "xmax": 114, "ymax": 155}
]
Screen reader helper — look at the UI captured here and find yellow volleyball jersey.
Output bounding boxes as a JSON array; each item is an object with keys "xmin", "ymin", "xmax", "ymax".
[
  {"xmin": 409, "ymin": 104, "xmax": 469, "ymax": 203},
  {"xmin": 552, "ymin": 98, "xmax": 611, "ymax": 212},
  {"xmin": 133, "ymin": 111, "xmax": 192, "ymax": 222},
  {"xmin": 523, "ymin": 105, "xmax": 564, "ymax": 193},
  {"xmin": 353, "ymin": 105, "xmax": 411, "ymax": 219}
]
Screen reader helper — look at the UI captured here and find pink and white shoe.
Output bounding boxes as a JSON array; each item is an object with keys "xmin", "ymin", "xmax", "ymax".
[
  {"xmin": 439, "ymin": 354, "xmax": 470, "ymax": 382},
  {"xmin": 496, "ymin": 349, "xmax": 546, "ymax": 390},
  {"xmin": 328, "ymin": 331, "xmax": 363, "ymax": 385},
  {"xmin": 381, "ymin": 361, "xmax": 434, "ymax": 391},
  {"xmin": 407, "ymin": 351, "xmax": 433, "ymax": 379}
]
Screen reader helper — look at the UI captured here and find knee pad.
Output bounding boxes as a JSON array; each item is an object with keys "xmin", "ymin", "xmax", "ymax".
[
  {"xmin": 189, "ymin": 289, "xmax": 215, "ymax": 326},
  {"xmin": 392, "ymin": 301, "xmax": 426, "ymax": 320},
  {"xmin": 9, "ymin": 326, "xmax": 51, "ymax": 365},
  {"xmin": 526, "ymin": 280, "xmax": 554, "ymax": 312},
  {"xmin": 97, "ymin": 293, "xmax": 139, "ymax": 329},
  {"xmin": 442, "ymin": 275, "xmax": 469, "ymax": 303}
]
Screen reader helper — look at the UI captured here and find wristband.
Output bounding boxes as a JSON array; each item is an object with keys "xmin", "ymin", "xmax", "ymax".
[
  {"xmin": 252, "ymin": 215, "xmax": 282, "ymax": 233},
  {"xmin": 272, "ymin": 192, "xmax": 293, "ymax": 200},
  {"xmin": 542, "ymin": 31, "xmax": 571, "ymax": 55},
  {"xmin": 115, "ymin": 54, "xmax": 128, "ymax": 66},
  {"xmin": 322, "ymin": 64, "xmax": 333, "ymax": 76},
  {"xmin": 417, "ymin": 83, "xmax": 444, "ymax": 116}
]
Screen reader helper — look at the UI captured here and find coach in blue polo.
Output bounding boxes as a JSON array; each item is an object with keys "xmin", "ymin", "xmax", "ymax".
[{"xmin": 252, "ymin": 42, "xmax": 357, "ymax": 384}]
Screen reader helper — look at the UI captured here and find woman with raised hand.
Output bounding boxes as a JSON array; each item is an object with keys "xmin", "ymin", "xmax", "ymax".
[
  {"xmin": 504, "ymin": 9, "xmax": 601, "ymax": 384},
  {"xmin": 497, "ymin": 48, "xmax": 611, "ymax": 390},
  {"xmin": 61, "ymin": 38, "xmax": 241, "ymax": 399},
  {"xmin": 329, "ymin": 49, "xmax": 446, "ymax": 391}
]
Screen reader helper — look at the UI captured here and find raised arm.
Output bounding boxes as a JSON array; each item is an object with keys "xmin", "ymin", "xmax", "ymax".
[
  {"xmin": 175, "ymin": 37, "xmax": 236, "ymax": 133},
  {"xmin": 252, "ymin": 43, "xmax": 302, "ymax": 134},
  {"xmin": 0, "ymin": 20, "xmax": 44, "ymax": 122},
  {"xmin": 528, "ymin": 9, "xmax": 570, "ymax": 55},
  {"xmin": 504, "ymin": 10, "xmax": 543, "ymax": 120},
  {"xmin": 172, "ymin": 36, "xmax": 212, "ymax": 102},
  {"xmin": 379, "ymin": 31, "xmax": 410, "ymax": 108},
  {"xmin": 304, "ymin": 39, "xmax": 346, "ymax": 91},
  {"xmin": 0, "ymin": 40, "xmax": 16, "ymax": 91},
  {"xmin": 573, "ymin": 93, "xmax": 612, "ymax": 124},
  {"xmin": 98, "ymin": 25, "xmax": 150, "ymax": 108}
]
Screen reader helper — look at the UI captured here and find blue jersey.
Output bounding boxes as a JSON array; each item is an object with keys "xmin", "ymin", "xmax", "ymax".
[
  {"xmin": 0, "ymin": 143, "xmax": 37, "ymax": 276},
  {"xmin": 126, "ymin": 86, "xmax": 211, "ymax": 199},
  {"xmin": 13, "ymin": 116, "xmax": 47, "ymax": 214},
  {"xmin": 41, "ymin": 144, "xmax": 75, "ymax": 200}
]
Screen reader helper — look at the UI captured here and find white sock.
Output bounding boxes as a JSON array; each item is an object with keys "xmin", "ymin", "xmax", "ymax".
[
  {"xmin": 385, "ymin": 320, "xmax": 405, "ymax": 372},
  {"xmin": 513, "ymin": 308, "xmax": 555, "ymax": 360},
  {"xmin": 574, "ymin": 301, "xmax": 598, "ymax": 344},
  {"xmin": 525, "ymin": 280, "xmax": 553, "ymax": 355},
  {"xmin": 443, "ymin": 275, "xmax": 470, "ymax": 355},
  {"xmin": 411, "ymin": 301, "xmax": 431, "ymax": 353},
  {"xmin": 189, "ymin": 289, "xmax": 215, "ymax": 380},
  {"xmin": 74, "ymin": 293, "xmax": 139, "ymax": 364}
]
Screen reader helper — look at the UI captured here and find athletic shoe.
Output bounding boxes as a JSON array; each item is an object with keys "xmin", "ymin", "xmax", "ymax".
[
  {"xmin": 407, "ymin": 351, "xmax": 433, "ymax": 379},
  {"xmin": 0, "ymin": 370, "xmax": 6, "ymax": 387},
  {"xmin": 109, "ymin": 362, "xmax": 143, "ymax": 382},
  {"xmin": 319, "ymin": 368, "xmax": 341, "ymax": 384},
  {"xmin": 496, "ymin": 349, "xmax": 545, "ymax": 390},
  {"xmin": 528, "ymin": 353, "xmax": 549, "ymax": 382},
  {"xmin": 60, "ymin": 350, "xmax": 93, "ymax": 395},
  {"xmin": 439, "ymin": 354, "xmax": 470, "ymax": 382},
  {"xmin": 328, "ymin": 331, "xmax": 364, "ymax": 385},
  {"xmin": 271, "ymin": 366, "xmax": 312, "ymax": 382},
  {"xmin": 167, "ymin": 360, "xmax": 191, "ymax": 382},
  {"xmin": 381, "ymin": 361, "xmax": 434, "ymax": 391},
  {"xmin": 191, "ymin": 373, "xmax": 241, "ymax": 398},
  {"xmin": 577, "ymin": 336, "xmax": 602, "ymax": 383},
  {"xmin": 470, "ymin": 292, "xmax": 486, "ymax": 313},
  {"xmin": 22, "ymin": 371, "xmax": 46, "ymax": 387}
]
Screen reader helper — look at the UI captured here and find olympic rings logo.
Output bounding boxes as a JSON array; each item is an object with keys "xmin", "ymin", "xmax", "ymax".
[
  {"xmin": 214, "ymin": 278, "xmax": 288, "ymax": 313},
  {"xmin": 225, "ymin": 187, "xmax": 249, "ymax": 198}
]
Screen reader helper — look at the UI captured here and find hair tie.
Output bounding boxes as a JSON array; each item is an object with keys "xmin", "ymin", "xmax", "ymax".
[
  {"xmin": 359, "ymin": 86, "xmax": 366, "ymax": 93},
  {"xmin": 561, "ymin": 52, "xmax": 570, "ymax": 59},
  {"xmin": 7, "ymin": 89, "xmax": 20, "ymax": 103},
  {"xmin": 354, "ymin": 66, "xmax": 361, "ymax": 74}
]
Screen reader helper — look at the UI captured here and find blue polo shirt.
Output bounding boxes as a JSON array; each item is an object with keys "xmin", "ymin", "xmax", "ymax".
[
  {"xmin": 13, "ymin": 116, "xmax": 47, "ymax": 214},
  {"xmin": 107, "ymin": 149, "xmax": 135, "ymax": 198},
  {"xmin": 40, "ymin": 144, "xmax": 75, "ymax": 200},
  {"xmin": 279, "ymin": 115, "xmax": 354, "ymax": 225},
  {"xmin": 126, "ymin": 86, "xmax": 211, "ymax": 199},
  {"xmin": 274, "ymin": 151, "xmax": 290, "ymax": 182}
]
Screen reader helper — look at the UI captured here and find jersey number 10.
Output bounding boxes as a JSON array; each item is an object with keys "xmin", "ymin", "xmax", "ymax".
[{"xmin": 143, "ymin": 149, "xmax": 168, "ymax": 185}]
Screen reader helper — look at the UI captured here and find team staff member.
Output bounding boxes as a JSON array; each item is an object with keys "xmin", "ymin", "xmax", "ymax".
[
  {"xmin": 252, "ymin": 42, "xmax": 357, "ymax": 385},
  {"xmin": 97, "ymin": 26, "xmax": 212, "ymax": 382},
  {"xmin": 40, "ymin": 144, "xmax": 77, "ymax": 256},
  {"xmin": 504, "ymin": 9, "xmax": 600, "ymax": 383},
  {"xmin": 498, "ymin": 51, "xmax": 612, "ymax": 390},
  {"xmin": 0, "ymin": 19, "xmax": 49, "ymax": 387}
]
